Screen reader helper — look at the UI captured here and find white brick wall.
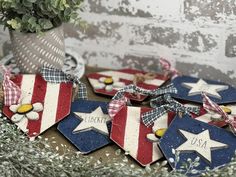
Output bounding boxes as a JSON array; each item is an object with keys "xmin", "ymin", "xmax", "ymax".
[{"xmin": 0, "ymin": 0, "xmax": 236, "ymax": 85}]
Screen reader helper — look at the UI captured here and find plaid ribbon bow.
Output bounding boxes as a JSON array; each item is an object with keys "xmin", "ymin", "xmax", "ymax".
[
  {"xmin": 202, "ymin": 92, "xmax": 236, "ymax": 135},
  {"xmin": 41, "ymin": 67, "xmax": 87, "ymax": 99},
  {"xmin": 142, "ymin": 94, "xmax": 200, "ymax": 127},
  {"xmin": 0, "ymin": 65, "xmax": 21, "ymax": 106},
  {"xmin": 160, "ymin": 58, "xmax": 179, "ymax": 79},
  {"xmin": 108, "ymin": 84, "xmax": 177, "ymax": 118}
]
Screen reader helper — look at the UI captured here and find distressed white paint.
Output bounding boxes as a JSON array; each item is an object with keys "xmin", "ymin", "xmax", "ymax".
[{"xmin": 1, "ymin": 0, "xmax": 236, "ymax": 85}]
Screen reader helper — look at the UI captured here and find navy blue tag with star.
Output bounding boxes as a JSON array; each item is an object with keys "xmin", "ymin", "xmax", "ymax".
[
  {"xmin": 171, "ymin": 75, "xmax": 236, "ymax": 104},
  {"xmin": 57, "ymin": 100, "xmax": 111, "ymax": 154},
  {"xmin": 159, "ymin": 115, "xmax": 236, "ymax": 176}
]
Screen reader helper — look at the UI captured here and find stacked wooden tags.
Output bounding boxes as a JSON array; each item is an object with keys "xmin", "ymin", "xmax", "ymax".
[
  {"xmin": 3, "ymin": 69, "xmax": 236, "ymax": 174},
  {"xmin": 156, "ymin": 75, "xmax": 236, "ymax": 175}
]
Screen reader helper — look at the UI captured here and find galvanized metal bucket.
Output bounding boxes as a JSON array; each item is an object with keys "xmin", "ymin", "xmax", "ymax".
[{"xmin": 10, "ymin": 25, "xmax": 65, "ymax": 74}]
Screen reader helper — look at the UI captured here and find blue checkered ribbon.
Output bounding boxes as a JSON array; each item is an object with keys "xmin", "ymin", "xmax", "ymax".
[
  {"xmin": 41, "ymin": 67, "xmax": 87, "ymax": 99},
  {"xmin": 142, "ymin": 94, "xmax": 200, "ymax": 127},
  {"xmin": 112, "ymin": 83, "xmax": 177, "ymax": 101}
]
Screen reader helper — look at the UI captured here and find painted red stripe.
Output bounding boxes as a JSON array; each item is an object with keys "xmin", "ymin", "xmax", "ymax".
[
  {"xmin": 110, "ymin": 106, "xmax": 128, "ymax": 148},
  {"xmin": 119, "ymin": 69, "xmax": 146, "ymax": 75},
  {"xmin": 55, "ymin": 83, "xmax": 73, "ymax": 122},
  {"xmin": 3, "ymin": 75, "xmax": 23, "ymax": 119},
  {"xmin": 87, "ymin": 73, "xmax": 112, "ymax": 80},
  {"xmin": 208, "ymin": 120, "xmax": 226, "ymax": 127},
  {"xmin": 167, "ymin": 112, "xmax": 176, "ymax": 125},
  {"xmin": 137, "ymin": 107, "xmax": 153, "ymax": 165},
  {"xmin": 120, "ymin": 69, "xmax": 168, "ymax": 81},
  {"xmin": 27, "ymin": 75, "xmax": 47, "ymax": 137}
]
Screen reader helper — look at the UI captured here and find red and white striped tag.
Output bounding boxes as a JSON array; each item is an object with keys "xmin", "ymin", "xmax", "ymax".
[
  {"xmin": 110, "ymin": 106, "xmax": 163, "ymax": 166},
  {"xmin": 3, "ymin": 74, "xmax": 73, "ymax": 139},
  {"xmin": 87, "ymin": 69, "xmax": 168, "ymax": 101}
]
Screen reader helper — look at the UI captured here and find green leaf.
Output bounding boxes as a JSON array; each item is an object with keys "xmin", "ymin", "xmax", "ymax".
[
  {"xmin": 0, "ymin": 0, "xmax": 83, "ymax": 33},
  {"xmin": 7, "ymin": 18, "xmax": 21, "ymax": 30},
  {"xmin": 39, "ymin": 19, "xmax": 53, "ymax": 30}
]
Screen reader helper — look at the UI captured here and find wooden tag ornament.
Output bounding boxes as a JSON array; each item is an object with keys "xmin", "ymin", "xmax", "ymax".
[
  {"xmin": 110, "ymin": 106, "xmax": 163, "ymax": 166},
  {"xmin": 87, "ymin": 69, "xmax": 169, "ymax": 101},
  {"xmin": 171, "ymin": 76, "xmax": 236, "ymax": 104},
  {"xmin": 3, "ymin": 74, "xmax": 73, "ymax": 140},
  {"xmin": 57, "ymin": 100, "xmax": 111, "ymax": 154},
  {"xmin": 159, "ymin": 115, "xmax": 236, "ymax": 176}
]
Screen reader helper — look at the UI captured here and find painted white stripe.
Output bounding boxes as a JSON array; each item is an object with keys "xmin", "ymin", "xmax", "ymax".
[
  {"xmin": 152, "ymin": 113, "xmax": 169, "ymax": 131},
  {"xmin": 152, "ymin": 142, "xmax": 163, "ymax": 161},
  {"xmin": 123, "ymin": 106, "xmax": 141, "ymax": 158},
  {"xmin": 195, "ymin": 114, "xmax": 211, "ymax": 123},
  {"xmin": 99, "ymin": 71, "xmax": 165, "ymax": 86},
  {"xmin": 20, "ymin": 75, "xmax": 36, "ymax": 99},
  {"xmin": 16, "ymin": 75, "xmax": 36, "ymax": 132},
  {"xmin": 40, "ymin": 83, "xmax": 60, "ymax": 133},
  {"xmin": 151, "ymin": 113, "xmax": 166, "ymax": 161}
]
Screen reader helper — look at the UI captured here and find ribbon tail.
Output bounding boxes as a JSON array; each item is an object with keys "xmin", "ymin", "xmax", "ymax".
[
  {"xmin": 202, "ymin": 92, "xmax": 228, "ymax": 120},
  {"xmin": 152, "ymin": 83, "xmax": 178, "ymax": 96},
  {"xmin": 141, "ymin": 106, "xmax": 168, "ymax": 127},
  {"xmin": 77, "ymin": 81, "xmax": 88, "ymax": 100},
  {"xmin": 108, "ymin": 96, "xmax": 128, "ymax": 118},
  {"xmin": 0, "ymin": 65, "xmax": 21, "ymax": 106},
  {"xmin": 186, "ymin": 106, "xmax": 201, "ymax": 115},
  {"xmin": 150, "ymin": 94, "xmax": 171, "ymax": 108},
  {"xmin": 41, "ymin": 67, "xmax": 68, "ymax": 83},
  {"xmin": 162, "ymin": 95, "xmax": 200, "ymax": 116},
  {"xmin": 160, "ymin": 58, "xmax": 179, "ymax": 79}
]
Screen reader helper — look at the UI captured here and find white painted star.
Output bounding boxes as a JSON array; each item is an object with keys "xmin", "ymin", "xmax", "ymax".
[
  {"xmin": 176, "ymin": 129, "xmax": 228, "ymax": 163},
  {"xmin": 73, "ymin": 107, "xmax": 111, "ymax": 135},
  {"xmin": 182, "ymin": 79, "xmax": 229, "ymax": 99}
]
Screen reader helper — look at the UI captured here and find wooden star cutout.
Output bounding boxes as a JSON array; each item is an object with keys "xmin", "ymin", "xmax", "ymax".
[
  {"xmin": 176, "ymin": 129, "xmax": 228, "ymax": 163},
  {"xmin": 73, "ymin": 107, "xmax": 111, "ymax": 135},
  {"xmin": 182, "ymin": 79, "xmax": 229, "ymax": 99}
]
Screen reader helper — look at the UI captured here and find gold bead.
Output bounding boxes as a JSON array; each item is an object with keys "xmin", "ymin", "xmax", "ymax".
[
  {"xmin": 155, "ymin": 128, "xmax": 167, "ymax": 137},
  {"xmin": 220, "ymin": 106, "xmax": 232, "ymax": 114},
  {"xmin": 104, "ymin": 78, "xmax": 113, "ymax": 85},
  {"xmin": 17, "ymin": 104, "xmax": 33, "ymax": 114}
]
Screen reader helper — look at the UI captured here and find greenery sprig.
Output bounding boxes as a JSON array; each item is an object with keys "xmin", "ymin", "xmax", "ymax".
[
  {"xmin": 0, "ymin": 114, "xmax": 236, "ymax": 177},
  {"xmin": 0, "ymin": 0, "xmax": 83, "ymax": 33}
]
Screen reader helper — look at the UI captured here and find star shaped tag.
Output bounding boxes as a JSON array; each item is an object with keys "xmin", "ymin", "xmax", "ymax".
[
  {"xmin": 182, "ymin": 79, "xmax": 228, "ymax": 99},
  {"xmin": 73, "ymin": 107, "xmax": 111, "ymax": 135},
  {"xmin": 57, "ymin": 100, "xmax": 112, "ymax": 154},
  {"xmin": 171, "ymin": 76, "xmax": 236, "ymax": 104},
  {"xmin": 176, "ymin": 129, "xmax": 227, "ymax": 163},
  {"xmin": 159, "ymin": 115, "xmax": 236, "ymax": 176}
]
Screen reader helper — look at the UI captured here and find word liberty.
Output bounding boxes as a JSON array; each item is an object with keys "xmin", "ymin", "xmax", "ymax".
[{"xmin": 83, "ymin": 116, "xmax": 108, "ymax": 123}]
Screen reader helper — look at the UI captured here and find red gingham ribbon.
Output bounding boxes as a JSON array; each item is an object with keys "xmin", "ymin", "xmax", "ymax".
[
  {"xmin": 0, "ymin": 65, "xmax": 21, "ymax": 106},
  {"xmin": 202, "ymin": 92, "xmax": 236, "ymax": 135},
  {"xmin": 160, "ymin": 58, "xmax": 179, "ymax": 79},
  {"xmin": 108, "ymin": 96, "xmax": 129, "ymax": 118}
]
